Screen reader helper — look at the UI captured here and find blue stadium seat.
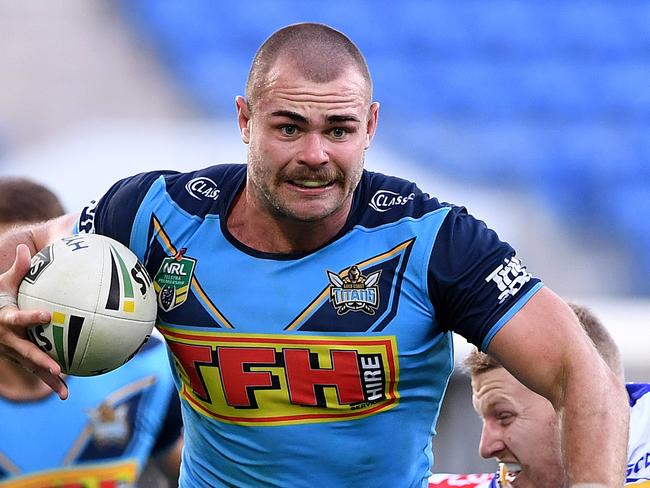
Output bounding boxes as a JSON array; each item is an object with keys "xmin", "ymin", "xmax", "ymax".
[{"xmin": 119, "ymin": 0, "xmax": 650, "ymax": 295}]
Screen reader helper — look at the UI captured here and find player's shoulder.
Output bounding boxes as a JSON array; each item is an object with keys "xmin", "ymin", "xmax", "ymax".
[
  {"xmin": 156, "ymin": 163, "xmax": 245, "ymax": 216},
  {"xmin": 354, "ymin": 170, "xmax": 460, "ymax": 229}
]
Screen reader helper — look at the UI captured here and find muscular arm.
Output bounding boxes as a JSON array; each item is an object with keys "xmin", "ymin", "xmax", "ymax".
[
  {"xmin": 487, "ymin": 287, "xmax": 629, "ymax": 487},
  {"xmin": 0, "ymin": 213, "xmax": 78, "ymax": 399},
  {"xmin": 0, "ymin": 214, "xmax": 78, "ymax": 272}
]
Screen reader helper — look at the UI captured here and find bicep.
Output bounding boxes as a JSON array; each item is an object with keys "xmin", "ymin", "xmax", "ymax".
[{"xmin": 485, "ymin": 286, "xmax": 595, "ymax": 406}]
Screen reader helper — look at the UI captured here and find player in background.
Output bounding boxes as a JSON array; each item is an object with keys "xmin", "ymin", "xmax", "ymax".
[
  {"xmin": 452, "ymin": 302, "xmax": 650, "ymax": 488},
  {"xmin": 0, "ymin": 177, "xmax": 183, "ymax": 487},
  {"xmin": 0, "ymin": 23, "xmax": 628, "ymax": 487}
]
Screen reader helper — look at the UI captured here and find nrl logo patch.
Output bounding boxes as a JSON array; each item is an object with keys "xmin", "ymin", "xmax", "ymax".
[
  {"xmin": 327, "ymin": 265, "xmax": 381, "ymax": 315},
  {"xmin": 154, "ymin": 248, "xmax": 196, "ymax": 312}
]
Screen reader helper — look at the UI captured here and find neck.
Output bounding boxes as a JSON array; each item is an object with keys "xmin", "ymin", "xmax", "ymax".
[
  {"xmin": 227, "ymin": 188, "xmax": 351, "ymax": 254},
  {"xmin": 0, "ymin": 359, "xmax": 54, "ymax": 401}
]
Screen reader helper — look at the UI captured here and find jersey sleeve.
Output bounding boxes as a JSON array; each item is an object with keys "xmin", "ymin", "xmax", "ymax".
[
  {"xmin": 428, "ymin": 206, "xmax": 543, "ymax": 351},
  {"xmin": 74, "ymin": 170, "xmax": 176, "ymax": 248}
]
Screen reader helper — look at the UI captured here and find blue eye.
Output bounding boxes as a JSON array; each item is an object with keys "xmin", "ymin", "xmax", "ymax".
[{"xmin": 331, "ymin": 128, "xmax": 347, "ymax": 138}]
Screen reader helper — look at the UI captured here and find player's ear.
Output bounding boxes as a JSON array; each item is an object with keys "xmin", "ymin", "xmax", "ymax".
[
  {"xmin": 235, "ymin": 96, "xmax": 251, "ymax": 144},
  {"xmin": 364, "ymin": 102, "xmax": 380, "ymax": 150}
]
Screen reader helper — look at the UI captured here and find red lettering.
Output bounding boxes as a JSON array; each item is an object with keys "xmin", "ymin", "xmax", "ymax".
[
  {"xmin": 284, "ymin": 349, "xmax": 364, "ymax": 405},
  {"xmin": 218, "ymin": 347, "xmax": 277, "ymax": 406},
  {"xmin": 167, "ymin": 341, "xmax": 214, "ymax": 400}
]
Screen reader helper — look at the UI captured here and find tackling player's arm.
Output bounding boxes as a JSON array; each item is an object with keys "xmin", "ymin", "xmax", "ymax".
[
  {"xmin": 487, "ymin": 287, "xmax": 629, "ymax": 487},
  {"xmin": 0, "ymin": 213, "xmax": 78, "ymax": 400}
]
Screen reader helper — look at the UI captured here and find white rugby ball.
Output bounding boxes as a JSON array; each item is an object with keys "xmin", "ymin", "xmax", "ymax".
[{"xmin": 18, "ymin": 234, "xmax": 158, "ymax": 376}]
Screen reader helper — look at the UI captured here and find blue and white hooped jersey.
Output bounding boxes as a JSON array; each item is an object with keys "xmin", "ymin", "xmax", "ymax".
[
  {"xmin": 76, "ymin": 163, "xmax": 542, "ymax": 487},
  {"xmin": 627, "ymin": 383, "xmax": 650, "ymax": 485},
  {"xmin": 0, "ymin": 335, "xmax": 182, "ymax": 487}
]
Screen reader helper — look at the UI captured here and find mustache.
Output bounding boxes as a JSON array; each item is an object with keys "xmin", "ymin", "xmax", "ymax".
[{"xmin": 281, "ymin": 167, "xmax": 345, "ymax": 183}]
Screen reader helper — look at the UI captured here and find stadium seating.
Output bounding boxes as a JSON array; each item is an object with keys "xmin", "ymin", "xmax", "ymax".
[{"xmin": 119, "ymin": 0, "xmax": 650, "ymax": 293}]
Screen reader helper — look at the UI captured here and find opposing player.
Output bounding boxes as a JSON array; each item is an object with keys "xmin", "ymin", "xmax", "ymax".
[
  {"xmin": 0, "ymin": 177, "xmax": 183, "ymax": 487},
  {"xmin": 0, "ymin": 23, "xmax": 628, "ymax": 486},
  {"xmin": 462, "ymin": 302, "xmax": 650, "ymax": 487}
]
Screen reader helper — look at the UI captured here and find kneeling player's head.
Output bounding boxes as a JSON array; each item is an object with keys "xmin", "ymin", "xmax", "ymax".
[{"xmin": 462, "ymin": 302, "xmax": 622, "ymax": 488}]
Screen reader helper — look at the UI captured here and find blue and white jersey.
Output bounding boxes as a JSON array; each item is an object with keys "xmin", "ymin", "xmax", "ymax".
[
  {"xmin": 0, "ymin": 335, "xmax": 182, "ymax": 487},
  {"xmin": 627, "ymin": 383, "xmax": 650, "ymax": 485},
  {"xmin": 76, "ymin": 163, "xmax": 542, "ymax": 487}
]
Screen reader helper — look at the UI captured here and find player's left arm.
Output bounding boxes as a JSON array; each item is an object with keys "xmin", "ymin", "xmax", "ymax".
[{"xmin": 487, "ymin": 287, "xmax": 629, "ymax": 487}]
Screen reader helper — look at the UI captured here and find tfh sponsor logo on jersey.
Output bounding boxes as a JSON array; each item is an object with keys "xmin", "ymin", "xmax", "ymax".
[
  {"xmin": 185, "ymin": 176, "xmax": 221, "ymax": 201},
  {"xmin": 159, "ymin": 328, "xmax": 400, "ymax": 425},
  {"xmin": 485, "ymin": 256, "xmax": 531, "ymax": 304},
  {"xmin": 327, "ymin": 265, "xmax": 381, "ymax": 315},
  {"xmin": 369, "ymin": 189, "xmax": 415, "ymax": 212}
]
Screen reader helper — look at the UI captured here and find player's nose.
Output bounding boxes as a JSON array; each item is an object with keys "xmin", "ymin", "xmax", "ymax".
[
  {"xmin": 478, "ymin": 420, "xmax": 506, "ymax": 458},
  {"xmin": 298, "ymin": 133, "xmax": 328, "ymax": 167}
]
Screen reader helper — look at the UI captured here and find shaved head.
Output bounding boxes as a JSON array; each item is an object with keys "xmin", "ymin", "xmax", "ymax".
[{"xmin": 245, "ymin": 23, "xmax": 372, "ymax": 108}]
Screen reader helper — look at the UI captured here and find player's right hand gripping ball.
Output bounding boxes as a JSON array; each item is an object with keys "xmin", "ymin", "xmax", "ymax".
[{"xmin": 18, "ymin": 234, "xmax": 157, "ymax": 376}]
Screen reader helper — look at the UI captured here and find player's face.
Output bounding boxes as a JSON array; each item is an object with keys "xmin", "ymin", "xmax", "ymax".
[
  {"xmin": 471, "ymin": 368, "xmax": 567, "ymax": 488},
  {"xmin": 237, "ymin": 59, "xmax": 379, "ymax": 224}
]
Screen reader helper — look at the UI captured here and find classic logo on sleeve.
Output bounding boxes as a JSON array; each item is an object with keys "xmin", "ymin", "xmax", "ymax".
[
  {"xmin": 485, "ymin": 256, "xmax": 531, "ymax": 304},
  {"xmin": 369, "ymin": 189, "xmax": 415, "ymax": 212},
  {"xmin": 159, "ymin": 327, "xmax": 400, "ymax": 426},
  {"xmin": 185, "ymin": 176, "xmax": 220, "ymax": 201}
]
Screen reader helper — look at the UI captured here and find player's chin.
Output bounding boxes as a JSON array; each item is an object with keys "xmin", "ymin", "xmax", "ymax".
[
  {"xmin": 286, "ymin": 205, "xmax": 336, "ymax": 222},
  {"xmin": 282, "ymin": 192, "xmax": 346, "ymax": 219},
  {"xmin": 509, "ymin": 471, "xmax": 531, "ymax": 488}
]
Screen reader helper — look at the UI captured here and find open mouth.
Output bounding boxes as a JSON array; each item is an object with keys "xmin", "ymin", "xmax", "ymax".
[
  {"xmin": 288, "ymin": 179, "xmax": 334, "ymax": 189},
  {"xmin": 499, "ymin": 462, "xmax": 522, "ymax": 486}
]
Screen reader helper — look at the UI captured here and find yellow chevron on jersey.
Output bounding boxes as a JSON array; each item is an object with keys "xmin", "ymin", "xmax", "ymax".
[
  {"xmin": 159, "ymin": 326, "xmax": 400, "ymax": 425},
  {"xmin": 1, "ymin": 460, "xmax": 137, "ymax": 488}
]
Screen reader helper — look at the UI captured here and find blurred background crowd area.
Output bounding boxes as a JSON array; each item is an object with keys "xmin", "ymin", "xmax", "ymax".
[{"xmin": 1, "ymin": 1, "xmax": 648, "ymax": 472}]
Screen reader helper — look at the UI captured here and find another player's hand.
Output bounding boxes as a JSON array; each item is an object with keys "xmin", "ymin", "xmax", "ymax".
[{"xmin": 0, "ymin": 244, "xmax": 68, "ymax": 400}]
